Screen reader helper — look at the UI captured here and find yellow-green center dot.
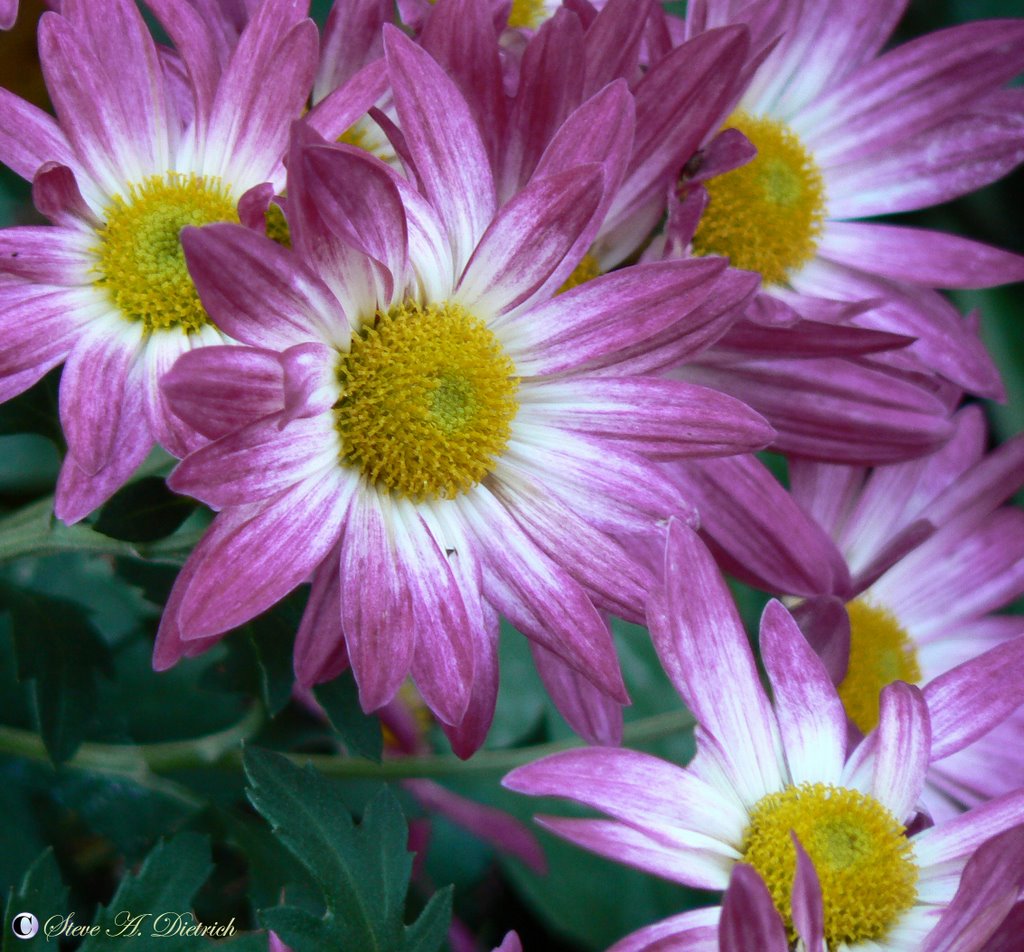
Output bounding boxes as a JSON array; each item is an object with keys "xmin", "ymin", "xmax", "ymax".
[
  {"xmin": 92, "ymin": 172, "xmax": 239, "ymax": 333},
  {"xmin": 691, "ymin": 112, "xmax": 826, "ymax": 286},
  {"xmin": 742, "ymin": 782, "xmax": 918, "ymax": 947},
  {"xmin": 839, "ymin": 599, "xmax": 922, "ymax": 734},
  {"xmin": 334, "ymin": 300, "xmax": 519, "ymax": 500}
]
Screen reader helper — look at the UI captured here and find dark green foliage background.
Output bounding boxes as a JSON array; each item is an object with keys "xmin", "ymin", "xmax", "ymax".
[{"xmin": 0, "ymin": 2, "xmax": 1021, "ymax": 950}]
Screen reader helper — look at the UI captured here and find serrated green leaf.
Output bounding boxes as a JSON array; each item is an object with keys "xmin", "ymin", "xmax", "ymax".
[
  {"xmin": 246, "ymin": 748, "xmax": 447, "ymax": 952},
  {"xmin": 1, "ymin": 583, "xmax": 112, "ymax": 763},
  {"xmin": 2, "ymin": 849, "xmax": 68, "ymax": 952},
  {"xmin": 314, "ymin": 673, "xmax": 383, "ymax": 761},
  {"xmin": 78, "ymin": 833, "xmax": 214, "ymax": 951},
  {"xmin": 403, "ymin": 886, "xmax": 453, "ymax": 952},
  {"xmin": 95, "ymin": 477, "xmax": 197, "ymax": 543}
]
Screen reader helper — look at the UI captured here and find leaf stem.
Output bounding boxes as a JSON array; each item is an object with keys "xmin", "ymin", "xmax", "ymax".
[{"xmin": 0, "ymin": 708, "xmax": 694, "ymax": 783}]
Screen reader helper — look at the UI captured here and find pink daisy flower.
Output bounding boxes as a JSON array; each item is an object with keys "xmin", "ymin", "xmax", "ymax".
[
  {"xmin": 673, "ymin": 2, "xmax": 1024, "ymax": 403},
  {"xmin": 0, "ymin": 0, "xmax": 316, "ymax": 521},
  {"xmin": 152, "ymin": 28, "xmax": 772, "ymax": 755},
  {"xmin": 505, "ymin": 525, "xmax": 1024, "ymax": 950}
]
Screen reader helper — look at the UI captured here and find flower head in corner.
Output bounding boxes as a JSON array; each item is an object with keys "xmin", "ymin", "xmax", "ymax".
[
  {"xmin": 0, "ymin": 0, "xmax": 317, "ymax": 521},
  {"xmin": 504, "ymin": 525, "xmax": 1024, "ymax": 950}
]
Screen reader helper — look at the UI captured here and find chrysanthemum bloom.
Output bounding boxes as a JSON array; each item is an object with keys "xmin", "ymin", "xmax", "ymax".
[
  {"xmin": 667, "ymin": 407, "xmax": 1024, "ymax": 819},
  {"xmin": 0, "ymin": 0, "xmax": 317, "ymax": 521},
  {"xmin": 505, "ymin": 525, "xmax": 1024, "ymax": 950},
  {"xmin": 673, "ymin": 4, "xmax": 1024, "ymax": 407},
  {"xmin": 789, "ymin": 409, "xmax": 1024, "ymax": 818},
  {"xmin": 154, "ymin": 29, "xmax": 772, "ymax": 754},
  {"xmin": 418, "ymin": 0, "xmax": 958, "ymax": 464}
]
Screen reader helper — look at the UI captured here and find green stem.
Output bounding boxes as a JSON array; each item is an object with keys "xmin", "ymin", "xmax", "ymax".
[{"xmin": 0, "ymin": 708, "xmax": 694, "ymax": 782}]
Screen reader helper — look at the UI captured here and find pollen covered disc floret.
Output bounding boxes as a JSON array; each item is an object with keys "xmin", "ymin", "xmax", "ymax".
[
  {"xmin": 692, "ymin": 112, "xmax": 826, "ymax": 286},
  {"xmin": 92, "ymin": 172, "xmax": 239, "ymax": 333},
  {"xmin": 839, "ymin": 599, "xmax": 923, "ymax": 734},
  {"xmin": 742, "ymin": 781, "xmax": 918, "ymax": 947},
  {"xmin": 334, "ymin": 300, "xmax": 519, "ymax": 500}
]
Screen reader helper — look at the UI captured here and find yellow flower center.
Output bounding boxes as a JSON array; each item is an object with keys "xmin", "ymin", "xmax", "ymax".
[
  {"xmin": 742, "ymin": 782, "xmax": 918, "ymax": 947},
  {"xmin": 558, "ymin": 253, "xmax": 602, "ymax": 294},
  {"xmin": 691, "ymin": 112, "xmax": 825, "ymax": 286},
  {"xmin": 92, "ymin": 172, "xmax": 239, "ymax": 333},
  {"xmin": 838, "ymin": 599, "xmax": 922, "ymax": 734},
  {"xmin": 508, "ymin": 0, "xmax": 546, "ymax": 28},
  {"xmin": 335, "ymin": 300, "xmax": 518, "ymax": 500}
]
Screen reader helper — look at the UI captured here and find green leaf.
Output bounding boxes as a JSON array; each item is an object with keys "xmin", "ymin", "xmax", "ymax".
[
  {"xmin": 78, "ymin": 833, "xmax": 214, "ymax": 951},
  {"xmin": 94, "ymin": 477, "xmax": 197, "ymax": 543},
  {"xmin": 2, "ymin": 849, "xmax": 68, "ymax": 952},
  {"xmin": 402, "ymin": 887, "xmax": 453, "ymax": 952},
  {"xmin": 314, "ymin": 673, "xmax": 383, "ymax": 762},
  {"xmin": 1, "ymin": 583, "xmax": 113, "ymax": 763},
  {"xmin": 245, "ymin": 747, "xmax": 448, "ymax": 952}
]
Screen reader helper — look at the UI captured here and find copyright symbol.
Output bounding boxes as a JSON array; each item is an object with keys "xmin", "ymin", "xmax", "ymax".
[{"xmin": 11, "ymin": 913, "xmax": 38, "ymax": 939}]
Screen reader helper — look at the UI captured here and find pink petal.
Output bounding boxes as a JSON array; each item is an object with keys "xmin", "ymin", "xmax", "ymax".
[
  {"xmin": 529, "ymin": 642, "xmax": 624, "ymax": 746},
  {"xmin": 0, "ymin": 84, "xmax": 74, "ymax": 181},
  {"xmin": 181, "ymin": 222, "xmax": 345, "ymax": 350},
  {"xmin": 914, "ymin": 788, "xmax": 1024, "ymax": 869},
  {"xmin": 720, "ymin": 864, "xmax": 788, "ymax": 952},
  {"xmin": 500, "ymin": 257, "xmax": 729, "ymax": 376},
  {"xmin": 802, "ymin": 20, "xmax": 1024, "ymax": 167},
  {"xmin": 504, "ymin": 746, "xmax": 747, "ymax": 848},
  {"xmin": 457, "ymin": 163, "xmax": 605, "ymax": 317},
  {"xmin": 59, "ymin": 323, "xmax": 140, "ymax": 474},
  {"xmin": 0, "ymin": 224, "xmax": 94, "ymax": 284},
  {"xmin": 467, "ymin": 486, "xmax": 627, "ymax": 704},
  {"xmin": 177, "ymin": 469, "xmax": 353, "ymax": 639},
  {"xmin": 169, "ymin": 411, "xmax": 337, "ymax": 509},
  {"xmin": 338, "ymin": 486, "xmax": 417, "ymax": 713},
  {"xmin": 54, "ymin": 360, "xmax": 154, "ymax": 524},
  {"xmin": 648, "ymin": 523, "xmax": 784, "ymax": 805},
  {"xmin": 607, "ymin": 908, "xmax": 720, "ymax": 952},
  {"xmin": 922, "ymin": 826, "xmax": 1024, "ymax": 952},
  {"xmin": 31, "ymin": 162, "xmax": 98, "ymax": 226},
  {"xmin": 685, "ymin": 356, "xmax": 954, "ymax": 464},
  {"xmin": 871, "ymin": 681, "xmax": 930, "ymax": 822},
  {"xmin": 383, "ymin": 25, "xmax": 496, "ymax": 275},
  {"xmin": 293, "ymin": 552, "xmax": 347, "ymax": 688},
  {"xmin": 790, "ymin": 835, "xmax": 826, "ymax": 952},
  {"xmin": 520, "ymin": 377, "xmax": 773, "ymax": 460},
  {"xmin": 760, "ymin": 600, "xmax": 847, "ymax": 786},
  {"xmin": 405, "ymin": 779, "xmax": 545, "ymax": 872},
  {"xmin": 393, "ymin": 502, "xmax": 475, "ymax": 727},
  {"xmin": 665, "ymin": 454, "xmax": 851, "ymax": 598},
  {"xmin": 534, "ymin": 816, "xmax": 731, "ymax": 890},
  {"xmin": 820, "ymin": 222, "xmax": 1024, "ymax": 289},
  {"xmin": 419, "ymin": 0, "xmax": 506, "ymax": 169},
  {"xmin": 206, "ymin": 7, "xmax": 317, "ymax": 185},
  {"xmin": 926, "ymin": 636, "xmax": 1024, "ymax": 762},
  {"xmin": 161, "ymin": 345, "xmax": 285, "ymax": 441}
]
